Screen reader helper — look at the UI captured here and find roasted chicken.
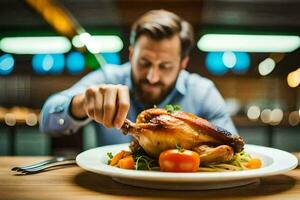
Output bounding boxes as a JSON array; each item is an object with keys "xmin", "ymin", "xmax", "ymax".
[{"xmin": 121, "ymin": 108, "xmax": 245, "ymax": 164}]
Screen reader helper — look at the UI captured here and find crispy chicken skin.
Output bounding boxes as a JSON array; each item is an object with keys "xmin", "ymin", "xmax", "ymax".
[
  {"xmin": 122, "ymin": 108, "xmax": 244, "ymax": 164},
  {"xmin": 192, "ymin": 145, "xmax": 234, "ymax": 165}
]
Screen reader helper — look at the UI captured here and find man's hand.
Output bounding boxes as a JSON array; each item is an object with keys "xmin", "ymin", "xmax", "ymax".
[{"xmin": 71, "ymin": 84, "xmax": 130, "ymax": 129}]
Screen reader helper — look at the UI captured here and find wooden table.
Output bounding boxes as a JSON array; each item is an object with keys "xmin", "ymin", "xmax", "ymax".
[{"xmin": 0, "ymin": 156, "xmax": 299, "ymax": 200}]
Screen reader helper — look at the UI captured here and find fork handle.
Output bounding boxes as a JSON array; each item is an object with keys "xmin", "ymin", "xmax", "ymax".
[
  {"xmin": 22, "ymin": 159, "xmax": 77, "ymax": 173},
  {"xmin": 11, "ymin": 157, "xmax": 75, "ymax": 171}
]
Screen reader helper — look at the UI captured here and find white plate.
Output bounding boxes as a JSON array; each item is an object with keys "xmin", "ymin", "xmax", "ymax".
[{"xmin": 76, "ymin": 143, "xmax": 298, "ymax": 190}]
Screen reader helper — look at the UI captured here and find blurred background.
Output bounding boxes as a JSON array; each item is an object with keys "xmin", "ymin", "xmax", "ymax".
[{"xmin": 0, "ymin": 0, "xmax": 299, "ymax": 156}]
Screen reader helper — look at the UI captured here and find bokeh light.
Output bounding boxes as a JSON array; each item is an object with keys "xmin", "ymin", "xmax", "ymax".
[
  {"xmin": 222, "ymin": 51, "xmax": 236, "ymax": 68},
  {"xmin": 66, "ymin": 51, "xmax": 85, "ymax": 74},
  {"xmin": 0, "ymin": 54, "xmax": 15, "ymax": 75},
  {"xmin": 260, "ymin": 109, "xmax": 272, "ymax": 123},
  {"xmin": 205, "ymin": 52, "xmax": 228, "ymax": 75},
  {"xmin": 258, "ymin": 58, "xmax": 276, "ymax": 76},
  {"xmin": 25, "ymin": 113, "xmax": 38, "ymax": 126},
  {"xmin": 270, "ymin": 108, "xmax": 283, "ymax": 125},
  {"xmin": 206, "ymin": 52, "xmax": 250, "ymax": 75},
  {"xmin": 288, "ymin": 111, "xmax": 300, "ymax": 126},
  {"xmin": 5, "ymin": 113, "xmax": 16, "ymax": 126},
  {"xmin": 247, "ymin": 105, "xmax": 261, "ymax": 121},
  {"xmin": 287, "ymin": 68, "xmax": 300, "ymax": 88},
  {"xmin": 72, "ymin": 34, "xmax": 85, "ymax": 48},
  {"xmin": 233, "ymin": 52, "xmax": 250, "ymax": 74},
  {"xmin": 101, "ymin": 53, "xmax": 121, "ymax": 65},
  {"xmin": 32, "ymin": 54, "xmax": 65, "ymax": 75}
]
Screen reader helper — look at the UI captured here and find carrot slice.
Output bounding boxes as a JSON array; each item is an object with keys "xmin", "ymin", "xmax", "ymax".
[
  {"xmin": 118, "ymin": 155, "xmax": 135, "ymax": 169},
  {"xmin": 110, "ymin": 150, "xmax": 125, "ymax": 166},
  {"xmin": 245, "ymin": 159, "xmax": 262, "ymax": 169}
]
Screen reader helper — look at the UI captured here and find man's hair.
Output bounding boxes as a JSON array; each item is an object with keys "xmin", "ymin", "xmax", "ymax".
[{"xmin": 130, "ymin": 10, "xmax": 194, "ymax": 58}]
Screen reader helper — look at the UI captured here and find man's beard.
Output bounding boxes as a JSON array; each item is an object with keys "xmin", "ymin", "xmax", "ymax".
[{"xmin": 132, "ymin": 77, "xmax": 177, "ymax": 108}]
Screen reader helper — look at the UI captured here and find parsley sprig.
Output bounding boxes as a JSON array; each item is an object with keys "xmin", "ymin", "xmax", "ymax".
[
  {"xmin": 107, "ymin": 152, "xmax": 113, "ymax": 165},
  {"xmin": 164, "ymin": 104, "xmax": 181, "ymax": 113}
]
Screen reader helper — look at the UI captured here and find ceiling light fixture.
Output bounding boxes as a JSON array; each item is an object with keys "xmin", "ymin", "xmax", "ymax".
[
  {"xmin": 72, "ymin": 34, "xmax": 123, "ymax": 53},
  {"xmin": 0, "ymin": 36, "xmax": 71, "ymax": 54},
  {"xmin": 198, "ymin": 34, "xmax": 300, "ymax": 52}
]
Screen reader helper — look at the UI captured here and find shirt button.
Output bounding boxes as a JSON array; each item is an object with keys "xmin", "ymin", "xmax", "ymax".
[{"xmin": 58, "ymin": 118, "xmax": 65, "ymax": 125}]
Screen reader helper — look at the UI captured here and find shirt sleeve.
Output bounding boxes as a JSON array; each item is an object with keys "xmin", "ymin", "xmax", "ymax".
[
  {"xmin": 200, "ymin": 84, "xmax": 238, "ymax": 135},
  {"xmin": 39, "ymin": 69, "xmax": 107, "ymax": 135},
  {"xmin": 39, "ymin": 93, "xmax": 91, "ymax": 135}
]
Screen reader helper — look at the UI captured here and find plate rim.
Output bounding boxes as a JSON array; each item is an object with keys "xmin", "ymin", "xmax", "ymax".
[{"xmin": 76, "ymin": 143, "xmax": 298, "ymax": 182}]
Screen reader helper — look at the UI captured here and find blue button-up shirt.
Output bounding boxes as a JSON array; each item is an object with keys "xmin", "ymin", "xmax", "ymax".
[{"xmin": 40, "ymin": 62, "xmax": 237, "ymax": 146}]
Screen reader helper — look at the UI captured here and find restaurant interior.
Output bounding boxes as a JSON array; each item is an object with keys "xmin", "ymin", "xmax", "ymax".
[{"xmin": 0, "ymin": 0, "xmax": 299, "ymax": 157}]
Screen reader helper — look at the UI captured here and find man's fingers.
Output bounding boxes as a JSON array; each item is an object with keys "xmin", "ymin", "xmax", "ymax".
[
  {"xmin": 84, "ymin": 87, "xmax": 96, "ymax": 119},
  {"xmin": 83, "ymin": 84, "xmax": 129, "ymax": 129},
  {"xmin": 102, "ymin": 85, "xmax": 118, "ymax": 128},
  {"xmin": 114, "ymin": 85, "xmax": 130, "ymax": 129},
  {"xmin": 93, "ymin": 88, "xmax": 104, "ymax": 123}
]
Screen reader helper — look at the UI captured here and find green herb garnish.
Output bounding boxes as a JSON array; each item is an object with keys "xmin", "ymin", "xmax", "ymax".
[
  {"xmin": 132, "ymin": 148, "xmax": 159, "ymax": 170},
  {"xmin": 107, "ymin": 152, "xmax": 113, "ymax": 165},
  {"xmin": 165, "ymin": 104, "xmax": 181, "ymax": 112},
  {"xmin": 134, "ymin": 155, "xmax": 158, "ymax": 170},
  {"xmin": 176, "ymin": 143, "xmax": 184, "ymax": 152}
]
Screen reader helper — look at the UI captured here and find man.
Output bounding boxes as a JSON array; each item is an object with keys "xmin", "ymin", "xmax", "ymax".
[{"xmin": 40, "ymin": 10, "xmax": 237, "ymax": 146}]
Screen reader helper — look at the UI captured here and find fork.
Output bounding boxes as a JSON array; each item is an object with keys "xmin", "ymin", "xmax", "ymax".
[{"xmin": 11, "ymin": 157, "xmax": 76, "ymax": 174}]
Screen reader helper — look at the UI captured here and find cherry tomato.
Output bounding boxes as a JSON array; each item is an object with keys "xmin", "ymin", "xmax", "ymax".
[{"xmin": 159, "ymin": 149, "xmax": 200, "ymax": 172}]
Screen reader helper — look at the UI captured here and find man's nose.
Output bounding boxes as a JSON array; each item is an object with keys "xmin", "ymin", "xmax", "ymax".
[{"xmin": 146, "ymin": 67, "xmax": 160, "ymax": 84}]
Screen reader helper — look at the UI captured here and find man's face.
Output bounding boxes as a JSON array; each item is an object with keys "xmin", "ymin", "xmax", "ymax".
[{"xmin": 130, "ymin": 35, "xmax": 188, "ymax": 106}]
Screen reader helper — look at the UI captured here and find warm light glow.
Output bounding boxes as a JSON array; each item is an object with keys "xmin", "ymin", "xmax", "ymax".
[
  {"xmin": 0, "ymin": 37, "xmax": 71, "ymax": 54},
  {"xmin": 198, "ymin": 34, "xmax": 300, "ymax": 52},
  {"xmin": 4, "ymin": 113, "xmax": 16, "ymax": 126},
  {"xmin": 52, "ymin": 10, "xmax": 73, "ymax": 35},
  {"xmin": 261, "ymin": 109, "xmax": 272, "ymax": 123},
  {"xmin": 72, "ymin": 33, "xmax": 123, "ymax": 53},
  {"xmin": 287, "ymin": 68, "xmax": 300, "ymax": 88},
  {"xmin": 26, "ymin": 0, "xmax": 76, "ymax": 37},
  {"xmin": 26, "ymin": 113, "xmax": 38, "ymax": 126},
  {"xmin": 270, "ymin": 108, "xmax": 284, "ymax": 125},
  {"xmin": 258, "ymin": 58, "xmax": 276, "ymax": 76},
  {"xmin": 288, "ymin": 111, "xmax": 300, "ymax": 126},
  {"xmin": 247, "ymin": 106, "xmax": 260, "ymax": 121}
]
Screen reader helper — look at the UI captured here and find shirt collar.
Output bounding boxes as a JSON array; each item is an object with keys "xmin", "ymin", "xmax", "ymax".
[
  {"xmin": 123, "ymin": 62, "xmax": 133, "ymax": 91},
  {"xmin": 175, "ymin": 69, "xmax": 188, "ymax": 95}
]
